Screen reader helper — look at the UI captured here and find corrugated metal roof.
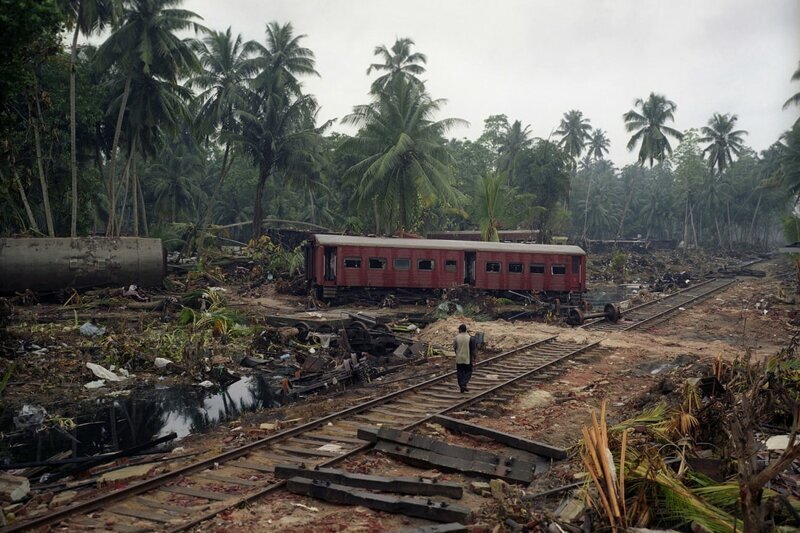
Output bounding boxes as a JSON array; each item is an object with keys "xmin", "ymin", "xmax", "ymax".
[{"xmin": 312, "ymin": 234, "xmax": 585, "ymax": 255}]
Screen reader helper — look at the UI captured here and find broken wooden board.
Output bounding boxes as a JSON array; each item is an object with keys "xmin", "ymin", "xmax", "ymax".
[
  {"xmin": 286, "ymin": 477, "xmax": 470, "ymax": 523},
  {"xmin": 374, "ymin": 441, "xmax": 534, "ymax": 484},
  {"xmin": 431, "ymin": 414, "xmax": 568, "ymax": 460},
  {"xmin": 390, "ymin": 523, "xmax": 468, "ymax": 533},
  {"xmin": 359, "ymin": 427, "xmax": 539, "ymax": 483},
  {"xmin": 274, "ymin": 465, "xmax": 462, "ymax": 498}
]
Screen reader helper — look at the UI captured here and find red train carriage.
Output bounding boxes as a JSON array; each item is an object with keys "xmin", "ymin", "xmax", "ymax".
[{"xmin": 305, "ymin": 234, "xmax": 586, "ymax": 305}]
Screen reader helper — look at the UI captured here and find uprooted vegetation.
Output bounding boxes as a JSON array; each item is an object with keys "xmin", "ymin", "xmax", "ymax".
[{"xmin": 579, "ymin": 336, "xmax": 800, "ymax": 532}]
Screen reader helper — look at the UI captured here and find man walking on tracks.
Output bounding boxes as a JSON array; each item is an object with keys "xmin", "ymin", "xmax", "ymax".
[{"xmin": 453, "ymin": 324, "xmax": 476, "ymax": 393}]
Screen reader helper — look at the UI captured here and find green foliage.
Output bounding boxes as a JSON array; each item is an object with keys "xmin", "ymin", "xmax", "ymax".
[
  {"xmin": 624, "ymin": 93, "xmax": 684, "ymax": 167},
  {"xmin": 0, "ymin": 0, "xmax": 64, "ymax": 107},
  {"xmin": 342, "ymin": 75, "xmax": 465, "ymax": 233}
]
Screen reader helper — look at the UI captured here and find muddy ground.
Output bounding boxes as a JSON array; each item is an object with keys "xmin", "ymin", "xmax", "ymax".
[
  {"xmin": 0, "ymin": 250, "xmax": 794, "ymax": 530},
  {"xmin": 179, "ymin": 257, "xmax": 797, "ymax": 532}
]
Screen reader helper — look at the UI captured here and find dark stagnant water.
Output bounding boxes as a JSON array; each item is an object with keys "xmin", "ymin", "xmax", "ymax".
[{"xmin": 0, "ymin": 374, "xmax": 291, "ymax": 465}]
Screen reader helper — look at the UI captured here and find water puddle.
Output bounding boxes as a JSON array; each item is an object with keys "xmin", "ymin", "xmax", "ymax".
[{"xmin": 0, "ymin": 374, "xmax": 289, "ymax": 465}]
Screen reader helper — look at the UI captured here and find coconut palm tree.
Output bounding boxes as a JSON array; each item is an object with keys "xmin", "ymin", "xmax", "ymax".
[
  {"xmin": 94, "ymin": 0, "xmax": 204, "ymax": 235},
  {"xmin": 342, "ymin": 75, "xmax": 465, "ymax": 233},
  {"xmin": 497, "ymin": 120, "xmax": 532, "ymax": 186},
  {"xmin": 58, "ymin": 0, "xmax": 118, "ymax": 236},
  {"xmin": 587, "ymin": 129, "xmax": 610, "ymax": 160},
  {"xmin": 366, "ymin": 37, "xmax": 427, "ymax": 93},
  {"xmin": 699, "ymin": 113, "xmax": 748, "ymax": 174},
  {"xmin": 623, "ymin": 93, "xmax": 683, "ymax": 167},
  {"xmin": 783, "ymin": 62, "xmax": 800, "ymax": 116},
  {"xmin": 472, "ymin": 173, "xmax": 515, "ymax": 242},
  {"xmin": 186, "ymin": 27, "xmax": 258, "ymax": 251},
  {"xmin": 555, "ymin": 110, "xmax": 592, "ymax": 160},
  {"xmin": 251, "ymin": 22, "xmax": 318, "ymax": 98},
  {"xmin": 234, "ymin": 21, "xmax": 320, "ymax": 239}
]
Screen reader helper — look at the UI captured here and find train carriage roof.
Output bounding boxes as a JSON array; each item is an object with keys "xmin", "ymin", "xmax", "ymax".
[{"xmin": 312, "ymin": 234, "xmax": 585, "ymax": 256}]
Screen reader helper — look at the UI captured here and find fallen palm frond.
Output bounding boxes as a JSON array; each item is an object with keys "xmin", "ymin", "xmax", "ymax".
[
  {"xmin": 582, "ymin": 400, "xmax": 627, "ymax": 530},
  {"xmin": 626, "ymin": 448, "xmax": 742, "ymax": 533},
  {"xmin": 610, "ymin": 401, "xmax": 670, "ymax": 438}
]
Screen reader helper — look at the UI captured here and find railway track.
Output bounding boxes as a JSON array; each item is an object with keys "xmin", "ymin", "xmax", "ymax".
[
  {"xmin": 582, "ymin": 277, "xmax": 736, "ymax": 332},
  {"xmin": 4, "ymin": 272, "xmax": 746, "ymax": 532},
  {"xmin": 6, "ymin": 338, "xmax": 597, "ymax": 532}
]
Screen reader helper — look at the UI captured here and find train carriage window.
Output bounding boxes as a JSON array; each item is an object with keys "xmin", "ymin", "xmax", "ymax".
[
  {"xmin": 369, "ymin": 257, "xmax": 387, "ymax": 270},
  {"xmin": 393, "ymin": 258, "xmax": 410, "ymax": 270},
  {"xmin": 485, "ymin": 261, "xmax": 501, "ymax": 273},
  {"xmin": 508, "ymin": 262, "xmax": 523, "ymax": 273},
  {"xmin": 444, "ymin": 259, "xmax": 458, "ymax": 272},
  {"xmin": 572, "ymin": 256, "xmax": 581, "ymax": 273},
  {"xmin": 530, "ymin": 264, "xmax": 545, "ymax": 274},
  {"xmin": 417, "ymin": 259, "xmax": 435, "ymax": 271},
  {"xmin": 344, "ymin": 257, "xmax": 362, "ymax": 268},
  {"xmin": 552, "ymin": 264, "xmax": 566, "ymax": 275}
]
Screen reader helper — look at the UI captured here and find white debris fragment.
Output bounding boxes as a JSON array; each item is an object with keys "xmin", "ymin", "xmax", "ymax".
[{"xmin": 86, "ymin": 362, "xmax": 126, "ymax": 382}]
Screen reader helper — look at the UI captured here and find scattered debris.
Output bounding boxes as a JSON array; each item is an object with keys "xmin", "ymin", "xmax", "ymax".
[
  {"xmin": 79, "ymin": 322, "xmax": 106, "ymax": 337},
  {"xmin": 274, "ymin": 464, "xmax": 463, "ymax": 498},
  {"xmin": 0, "ymin": 472, "xmax": 30, "ymax": 502},
  {"xmin": 285, "ymin": 477, "xmax": 471, "ymax": 523},
  {"xmin": 85, "ymin": 362, "xmax": 126, "ymax": 382}
]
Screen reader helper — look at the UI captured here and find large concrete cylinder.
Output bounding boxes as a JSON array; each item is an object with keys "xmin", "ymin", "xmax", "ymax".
[{"xmin": 0, "ymin": 237, "xmax": 165, "ymax": 293}]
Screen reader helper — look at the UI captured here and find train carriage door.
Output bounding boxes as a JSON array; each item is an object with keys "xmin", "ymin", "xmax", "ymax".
[
  {"xmin": 323, "ymin": 247, "xmax": 336, "ymax": 281},
  {"xmin": 464, "ymin": 252, "xmax": 476, "ymax": 285},
  {"xmin": 572, "ymin": 255, "xmax": 582, "ymax": 290}
]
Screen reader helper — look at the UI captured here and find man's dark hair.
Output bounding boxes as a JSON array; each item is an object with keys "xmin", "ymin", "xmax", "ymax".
[{"xmin": 458, "ymin": 324, "xmax": 467, "ymax": 333}]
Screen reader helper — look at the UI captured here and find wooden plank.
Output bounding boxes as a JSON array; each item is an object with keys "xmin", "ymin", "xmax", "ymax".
[
  {"xmin": 273, "ymin": 465, "xmax": 462, "ymax": 498},
  {"xmin": 374, "ymin": 441, "xmax": 534, "ymax": 484},
  {"xmin": 432, "ymin": 415, "xmax": 568, "ymax": 460},
  {"xmin": 196, "ymin": 472, "xmax": 263, "ymax": 487},
  {"xmin": 360, "ymin": 426, "xmax": 541, "ymax": 476},
  {"xmin": 304, "ymin": 432, "xmax": 365, "ymax": 444},
  {"xmin": 133, "ymin": 496, "xmax": 197, "ymax": 515},
  {"xmin": 107, "ymin": 506, "xmax": 175, "ymax": 523},
  {"xmin": 228, "ymin": 459, "xmax": 275, "ymax": 473},
  {"xmin": 391, "ymin": 524, "xmax": 468, "ymax": 533},
  {"xmin": 286, "ymin": 477, "xmax": 470, "ymax": 523},
  {"xmin": 273, "ymin": 444, "xmax": 342, "ymax": 458},
  {"xmin": 159, "ymin": 485, "xmax": 232, "ymax": 501}
]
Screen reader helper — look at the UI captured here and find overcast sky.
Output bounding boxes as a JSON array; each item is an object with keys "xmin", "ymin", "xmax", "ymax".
[{"xmin": 185, "ymin": 0, "xmax": 799, "ymax": 165}]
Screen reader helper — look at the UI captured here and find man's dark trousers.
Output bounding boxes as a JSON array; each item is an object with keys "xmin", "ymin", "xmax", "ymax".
[{"xmin": 457, "ymin": 363, "xmax": 473, "ymax": 391}]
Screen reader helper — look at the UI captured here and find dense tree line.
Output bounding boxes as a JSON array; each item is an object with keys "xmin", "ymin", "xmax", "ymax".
[{"xmin": 1, "ymin": 0, "xmax": 798, "ymax": 251}]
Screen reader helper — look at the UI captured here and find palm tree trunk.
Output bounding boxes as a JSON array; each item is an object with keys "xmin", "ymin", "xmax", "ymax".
[
  {"xmin": 131, "ymin": 140, "xmax": 139, "ymax": 237},
  {"xmin": 683, "ymin": 196, "xmax": 690, "ymax": 252},
  {"xmin": 107, "ymin": 73, "xmax": 132, "ymax": 236},
  {"xmin": 748, "ymin": 191, "xmax": 762, "ymax": 245},
  {"xmin": 714, "ymin": 216, "xmax": 724, "ymax": 249},
  {"xmin": 373, "ymin": 200, "xmax": 381, "ymax": 236},
  {"xmin": 615, "ymin": 186, "xmax": 634, "ymax": 242},
  {"xmin": 29, "ymin": 97, "xmax": 55, "ymax": 236},
  {"xmin": 69, "ymin": 24, "xmax": 80, "ymax": 237},
  {"xmin": 690, "ymin": 208, "xmax": 698, "ymax": 247},
  {"xmin": 726, "ymin": 201, "xmax": 734, "ymax": 249},
  {"xmin": 581, "ymin": 177, "xmax": 592, "ymax": 241},
  {"xmin": 138, "ymin": 173, "xmax": 149, "ymax": 237},
  {"xmin": 252, "ymin": 162, "xmax": 271, "ymax": 239},
  {"xmin": 184, "ymin": 144, "xmax": 233, "ymax": 254},
  {"xmin": 117, "ymin": 151, "xmax": 133, "ymax": 236},
  {"xmin": 5, "ymin": 166, "xmax": 39, "ymax": 233}
]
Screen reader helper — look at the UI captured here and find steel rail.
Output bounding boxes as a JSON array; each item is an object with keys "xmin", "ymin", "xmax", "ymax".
[
  {"xmin": 580, "ymin": 277, "xmax": 720, "ymax": 329},
  {"xmin": 619, "ymin": 278, "xmax": 736, "ymax": 332},
  {"xmin": 171, "ymin": 339, "xmax": 599, "ymax": 532},
  {"xmin": 3, "ymin": 337, "xmax": 558, "ymax": 532},
  {"xmin": 5, "ymin": 264, "xmax": 747, "ymax": 531}
]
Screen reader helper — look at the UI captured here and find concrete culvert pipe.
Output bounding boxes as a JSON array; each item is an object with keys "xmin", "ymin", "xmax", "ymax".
[{"xmin": 0, "ymin": 237, "xmax": 166, "ymax": 294}]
